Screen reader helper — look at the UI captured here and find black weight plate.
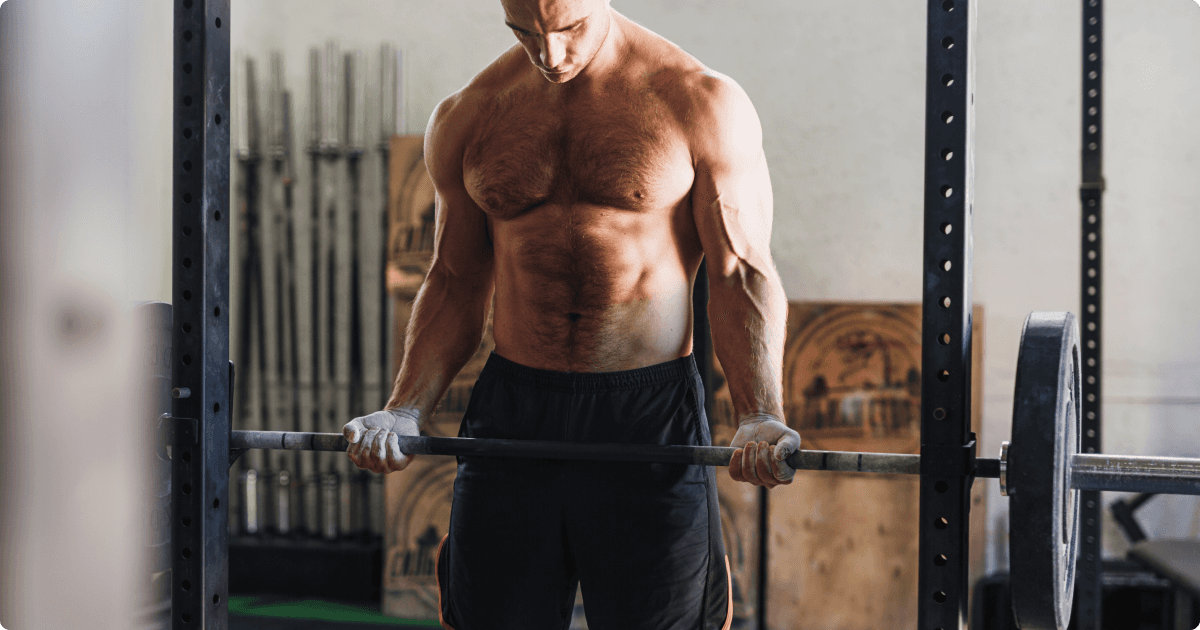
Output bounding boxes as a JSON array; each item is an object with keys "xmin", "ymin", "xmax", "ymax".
[
  {"xmin": 138, "ymin": 301, "xmax": 174, "ymax": 575},
  {"xmin": 1009, "ymin": 312, "xmax": 1081, "ymax": 630}
]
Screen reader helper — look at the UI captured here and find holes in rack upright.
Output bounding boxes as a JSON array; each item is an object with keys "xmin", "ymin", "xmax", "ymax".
[
  {"xmin": 1087, "ymin": 268, "xmax": 1097, "ymax": 278},
  {"xmin": 941, "ymin": 222, "xmax": 953, "ymax": 234},
  {"xmin": 943, "ymin": 0, "xmax": 954, "ymax": 11},
  {"xmin": 183, "ymin": 193, "xmax": 192, "ymax": 204},
  {"xmin": 1087, "ymin": 322, "xmax": 1096, "ymax": 331},
  {"xmin": 941, "ymin": 111, "xmax": 955, "ymax": 124},
  {"xmin": 933, "ymin": 407, "xmax": 946, "ymax": 420},
  {"xmin": 213, "ymin": 306, "xmax": 221, "ymax": 318},
  {"xmin": 183, "ymin": 95, "xmax": 193, "ymax": 106},
  {"xmin": 1088, "ymin": 53, "xmax": 1098, "ymax": 63},
  {"xmin": 214, "ymin": 210, "xmax": 223, "ymax": 221},
  {"xmin": 934, "ymin": 517, "xmax": 949, "ymax": 530},
  {"xmin": 1088, "ymin": 89, "xmax": 1098, "ymax": 99},
  {"xmin": 183, "ymin": 30, "xmax": 192, "ymax": 42},
  {"xmin": 181, "ymin": 612, "xmax": 191, "ymax": 624},
  {"xmin": 183, "ymin": 160, "xmax": 193, "ymax": 172},
  {"xmin": 181, "ymin": 547, "xmax": 191, "ymax": 559},
  {"xmin": 182, "ymin": 354, "xmax": 192, "ymax": 366},
  {"xmin": 1089, "ymin": 16, "xmax": 1097, "ymax": 26},
  {"xmin": 935, "ymin": 480, "xmax": 949, "ymax": 493},
  {"xmin": 182, "ymin": 580, "xmax": 191, "ymax": 591},
  {"xmin": 183, "ymin": 226, "xmax": 192, "ymax": 236},
  {"xmin": 1088, "ymin": 142, "xmax": 1098, "ymax": 151},
  {"xmin": 934, "ymin": 554, "xmax": 948, "ymax": 566},
  {"xmin": 183, "ymin": 128, "xmax": 192, "ymax": 139},
  {"xmin": 215, "ymin": 17, "xmax": 222, "ymax": 28},
  {"xmin": 183, "ymin": 63, "xmax": 192, "ymax": 74},
  {"xmin": 1089, "ymin": 35, "xmax": 1098, "ymax": 44},
  {"xmin": 182, "ymin": 290, "xmax": 192, "ymax": 301},
  {"xmin": 182, "ymin": 483, "xmax": 192, "ymax": 495},
  {"xmin": 941, "ymin": 260, "xmax": 952, "ymax": 272},
  {"xmin": 933, "ymin": 591, "xmax": 948, "ymax": 604},
  {"xmin": 183, "ymin": 258, "xmax": 192, "ymax": 269},
  {"xmin": 937, "ymin": 370, "xmax": 951, "ymax": 382},
  {"xmin": 182, "ymin": 322, "xmax": 192, "ymax": 333},
  {"xmin": 941, "ymin": 185, "xmax": 954, "ymax": 198},
  {"xmin": 1087, "ymin": 250, "xmax": 1097, "ymax": 260},
  {"xmin": 939, "ymin": 333, "xmax": 951, "ymax": 345},
  {"xmin": 1088, "ymin": 125, "xmax": 1098, "ymax": 134},
  {"xmin": 215, "ymin": 114, "xmax": 222, "ymax": 125},
  {"xmin": 1088, "ymin": 71, "xmax": 1098, "ymax": 81},
  {"xmin": 213, "ymin": 402, "xmax": 221, "ymax": 414},
  {"xmin": 941, "ymin": 74, "xmax": 955, "ymax": 87},
  {"xmin": 942, "ymin": 37, "xmax": 954, "ymax": 49},
  {"xmin": 213, "ymin": 498, "xmax": 220, "ymax": 509},
  {"xmin": 1087, "ymin": 286, "xmax": 1096, "ymax": 296},
  {"xmin": 183, "ymin": 0, "xmax": 192, "ymax": 7},
  {"xmin": 214, "ymin": 594, "xmax": 221, "ymax": 606},
  {"xmin": 1087, "ymin": 232, "xmax": 1097, "ymax": 242},
  {"xmin": 940, "ymin": 296, "xmax": 952, "ymax": 308},
  {"xmin": 941, "ymin": 149, "xmax": 954, "ymax": 161}
]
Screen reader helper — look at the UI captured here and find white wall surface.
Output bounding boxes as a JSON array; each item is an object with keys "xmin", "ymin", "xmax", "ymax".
[{"xmin": 127, "ymin": 0, "xmax": 1200, "ymax": 572}]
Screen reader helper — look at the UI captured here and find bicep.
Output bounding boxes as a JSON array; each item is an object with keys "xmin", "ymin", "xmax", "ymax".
[
  {"xmin": 690, "ymin": 86, "xmax": 774, "ymax": 278},
  {"xmin": 424, "ymin": 101, "xmax": 494, "ymax": 290}
]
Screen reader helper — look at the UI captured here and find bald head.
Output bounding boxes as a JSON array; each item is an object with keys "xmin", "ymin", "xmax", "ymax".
[{"xmin": 501, "ymin": 0, "xmax": 614, "ymax": 83}]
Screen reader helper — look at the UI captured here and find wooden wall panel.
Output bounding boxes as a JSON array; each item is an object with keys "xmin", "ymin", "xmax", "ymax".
[{"xmin": 712, "ymin": 302, "xmax": 985, "ymax": 630}]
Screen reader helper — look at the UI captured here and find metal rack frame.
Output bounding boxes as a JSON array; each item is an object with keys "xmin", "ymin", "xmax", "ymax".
[
  {"xmin": 1077, "ymin": 0, "xmax": 1106, "ymax": 627},
  {"xmin": 917, "ymin": 0, "xmax": 978, "ymax": 627}
]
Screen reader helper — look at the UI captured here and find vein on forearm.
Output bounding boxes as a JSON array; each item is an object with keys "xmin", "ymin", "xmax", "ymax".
[
  {"xmin": 386, "ymin": 264, "xmax": 492, "ymax": 422},
  {"xmin": 706, "ymin": 198, "xmax": 786, "ymax": 422}
]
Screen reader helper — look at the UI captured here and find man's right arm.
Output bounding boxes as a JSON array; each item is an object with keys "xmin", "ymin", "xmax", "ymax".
[
  {"xmin": 384, "ymin": 92, "xmax": 496, "ymax": 420},
  {"xmin": 345, "ymin": 92, "xmax": 495, "ymax": 474}
]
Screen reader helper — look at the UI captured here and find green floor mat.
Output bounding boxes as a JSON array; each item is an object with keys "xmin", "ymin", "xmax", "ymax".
[{"xmin": 228, "ymin": 595, "xmax": 441, "ymax": 627}]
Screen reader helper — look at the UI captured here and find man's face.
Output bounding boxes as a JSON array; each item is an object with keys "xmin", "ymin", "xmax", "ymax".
[{"xmin": 501, "ymin": 0, "xmax": 611, "ymax": 83}]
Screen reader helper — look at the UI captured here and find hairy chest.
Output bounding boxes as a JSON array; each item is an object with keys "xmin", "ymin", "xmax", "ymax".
[{"xmin": 462, "ymin": 90, "xmax": 693, "ymax": 220}]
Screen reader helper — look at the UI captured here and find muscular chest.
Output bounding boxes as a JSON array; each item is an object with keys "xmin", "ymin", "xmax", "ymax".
[{"xmin": 463, "ymin": 91, "xmax": 692, "ymax": 219}]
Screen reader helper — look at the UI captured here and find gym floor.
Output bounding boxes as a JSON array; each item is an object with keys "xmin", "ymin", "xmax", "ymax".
[{"xmin": 227, "ymin": 594, "xmax": 437, "ymax": 629}]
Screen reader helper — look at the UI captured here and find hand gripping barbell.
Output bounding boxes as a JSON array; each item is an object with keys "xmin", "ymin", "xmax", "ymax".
[{"xmin": 199, "ymin": 312, "xmax": 1200, "ymax": 630}]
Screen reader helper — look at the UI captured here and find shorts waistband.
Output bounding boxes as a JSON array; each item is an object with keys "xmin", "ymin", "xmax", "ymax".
[{"xmin": 480, "ymin": 352, "xmax": 699, "ymax": 393}]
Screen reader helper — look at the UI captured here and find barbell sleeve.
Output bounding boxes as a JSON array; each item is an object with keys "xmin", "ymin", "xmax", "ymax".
[{"xmin": 1070, "ymin": 453, "xmax": 1200, "ymax": 496}]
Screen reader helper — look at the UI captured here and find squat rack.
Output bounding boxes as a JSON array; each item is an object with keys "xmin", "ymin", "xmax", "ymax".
[{"xmin": 169, "ymin": 1, "xmax": 981, "ymax": 628}]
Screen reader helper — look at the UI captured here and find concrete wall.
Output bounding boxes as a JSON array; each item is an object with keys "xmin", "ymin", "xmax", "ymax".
[{"xmin": 129, "ymin": 0, "xmax": 1200, "ymax": 571}]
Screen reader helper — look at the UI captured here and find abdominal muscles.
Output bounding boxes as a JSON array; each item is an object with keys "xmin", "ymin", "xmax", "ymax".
[{"xmin": 490, "ymin": 203, "xmax": 696, "ymax": 373}]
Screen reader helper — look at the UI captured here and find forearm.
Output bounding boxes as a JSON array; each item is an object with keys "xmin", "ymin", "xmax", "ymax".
[
  {"xmin": 707, "ymin": 258, "xmax": 788, "ymax": 423},
  {"xmin": 385, "ymin": 265, "xmax": 492, "ymax": 422}
]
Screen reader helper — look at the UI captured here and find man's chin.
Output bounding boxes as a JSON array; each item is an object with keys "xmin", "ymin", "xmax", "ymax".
[{"xmin": 540, "ymin": 69, "xmax": 575, "ymax": 83}]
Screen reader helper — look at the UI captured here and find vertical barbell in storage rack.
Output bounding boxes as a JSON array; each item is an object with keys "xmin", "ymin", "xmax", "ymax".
[{"xmin": 917, "ymin": 0, "xmax": 977, "ymax": 628}]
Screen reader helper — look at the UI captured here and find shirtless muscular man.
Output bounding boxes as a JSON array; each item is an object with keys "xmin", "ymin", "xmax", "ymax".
[{"xmin": 343, "ymin": 1, "xmax": 800, "ymax": 627}]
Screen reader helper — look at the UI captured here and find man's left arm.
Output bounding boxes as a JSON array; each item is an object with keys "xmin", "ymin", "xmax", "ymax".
[{"xmin": 688, "ymin": 72, "xmax": 798, "ymax": 489}]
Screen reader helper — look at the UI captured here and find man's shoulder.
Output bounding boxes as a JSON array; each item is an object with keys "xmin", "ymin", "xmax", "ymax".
[
  {"xmin": 622, "ymin": 27, "xmax": 754, "ymax": 127},
  {"xmin": 430, "ymin": 47, "xmax": 525, "ymax": 133}
]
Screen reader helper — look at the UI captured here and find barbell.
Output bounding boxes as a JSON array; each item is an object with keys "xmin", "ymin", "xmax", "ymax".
[{"xmin": 208, "ymin": 312, "xmax": 1200, "ymax": 630}]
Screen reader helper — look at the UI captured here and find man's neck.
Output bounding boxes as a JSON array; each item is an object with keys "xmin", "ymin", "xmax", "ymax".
[{"xmin": 560, "ymin": 9, "xmax": 623, "ymax": 89}]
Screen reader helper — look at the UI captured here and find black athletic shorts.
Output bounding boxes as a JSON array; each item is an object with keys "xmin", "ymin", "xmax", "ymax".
[{"xmin": 436, "ymin": 352, "xmax": 731, "ymax": 630}]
